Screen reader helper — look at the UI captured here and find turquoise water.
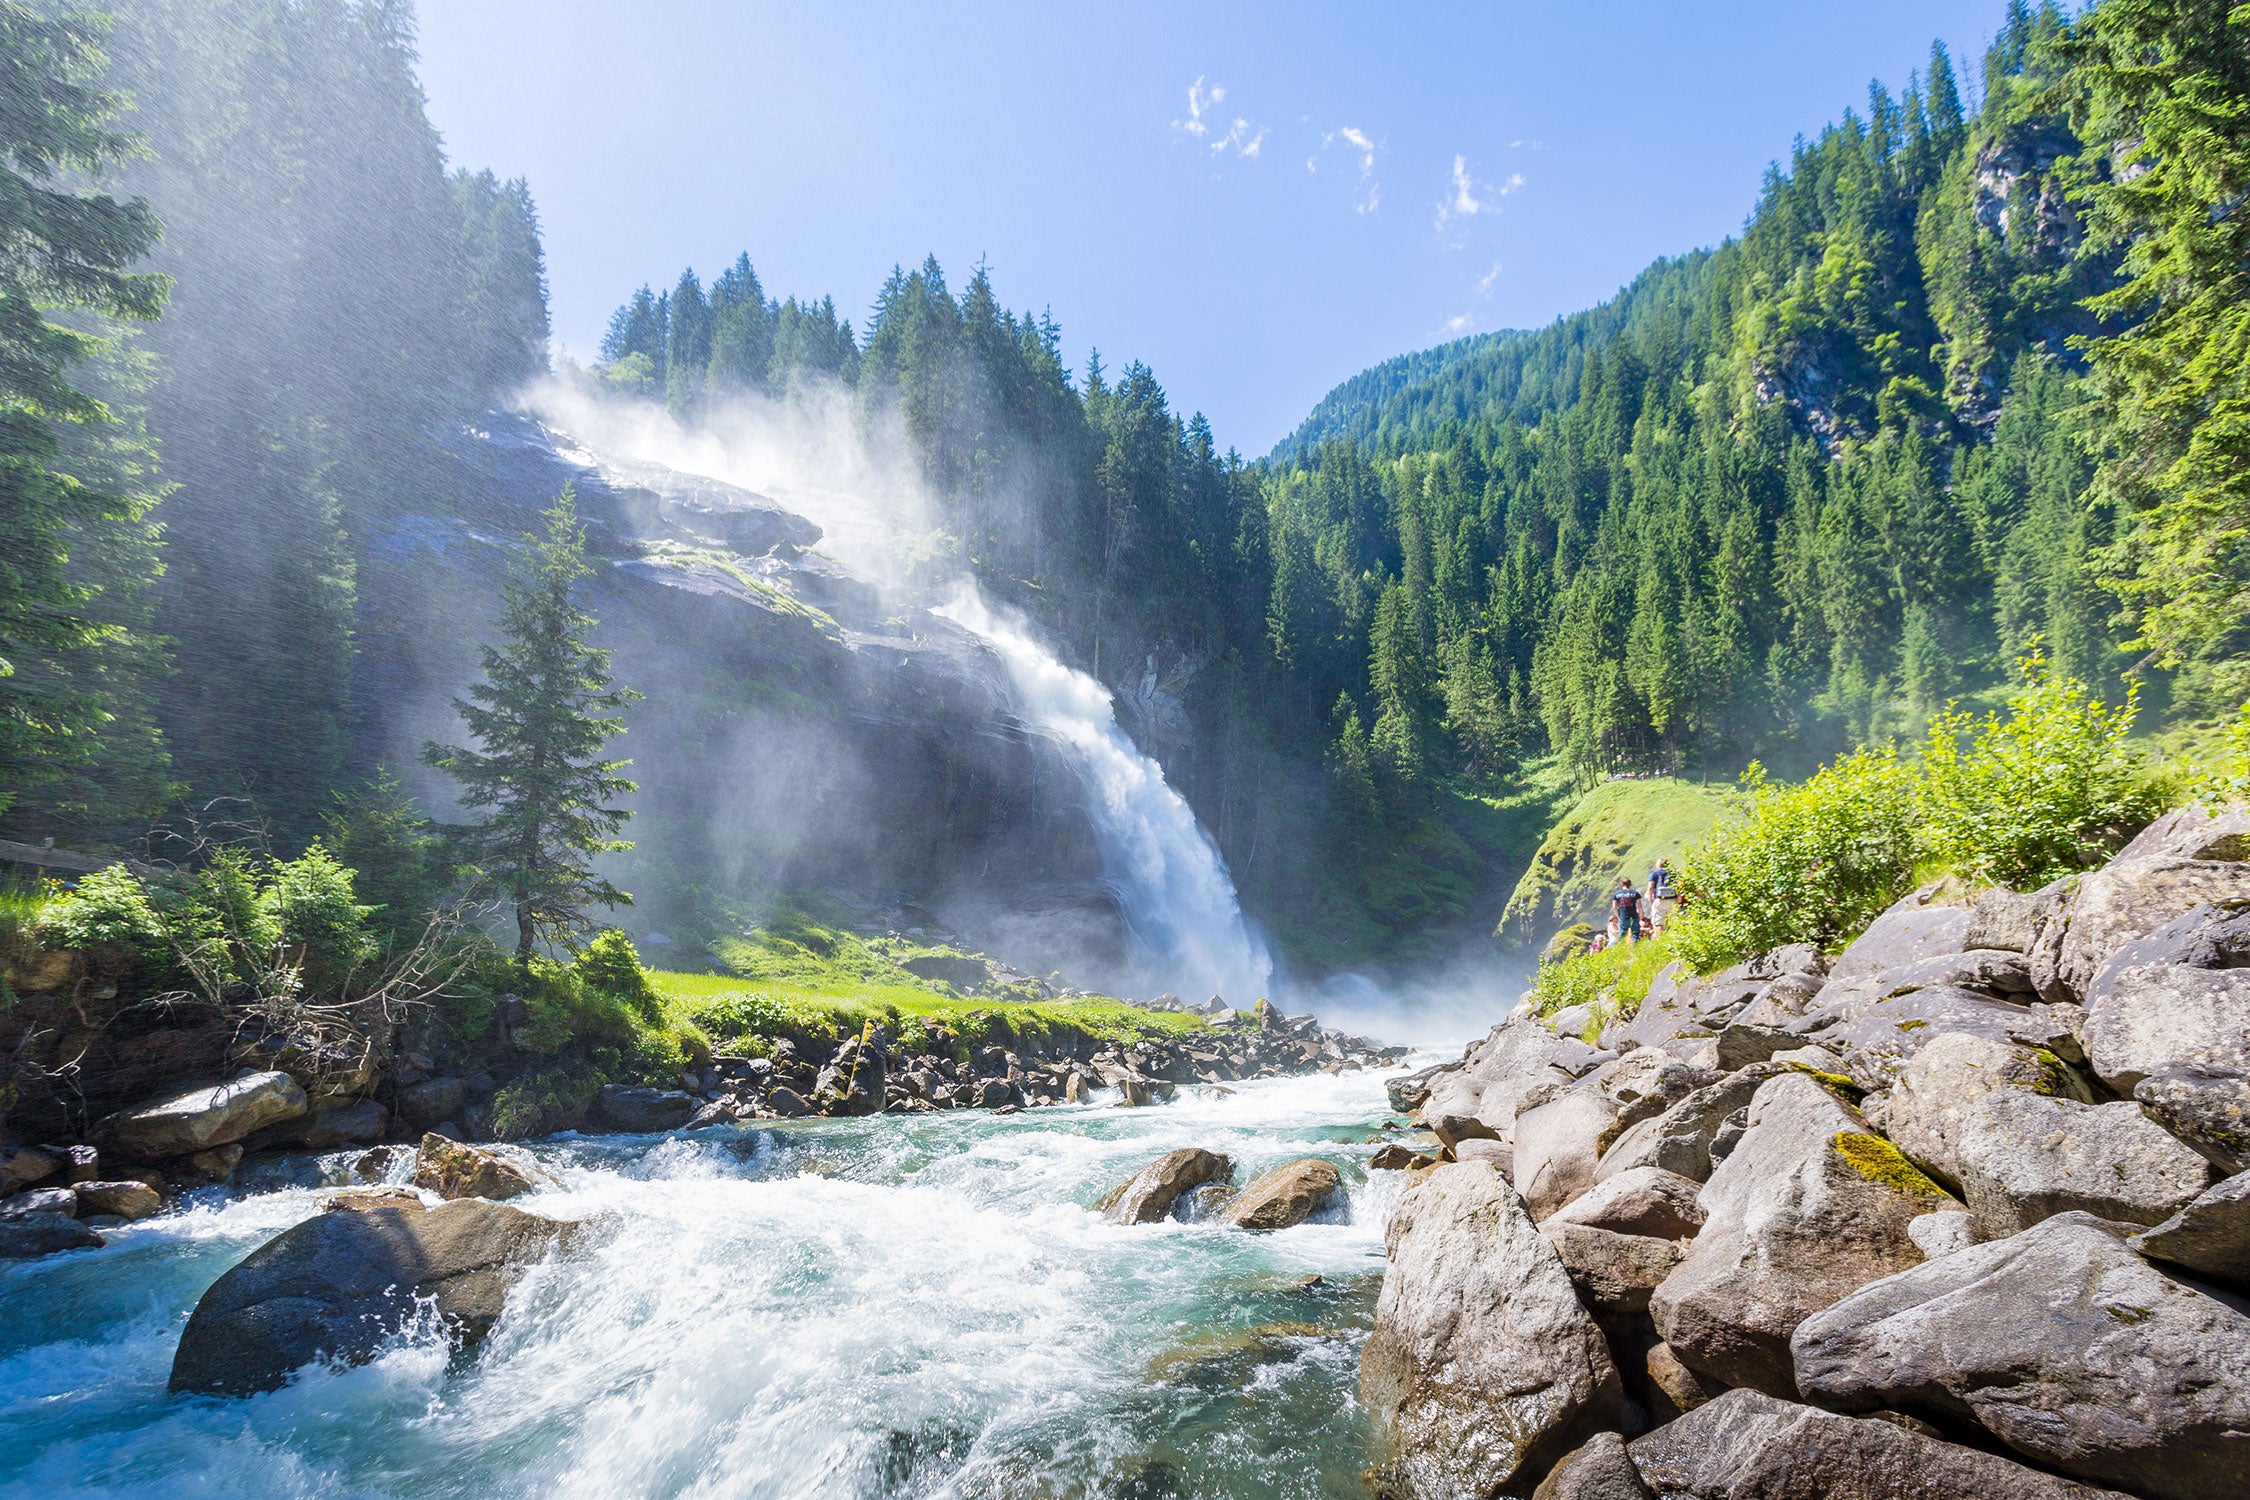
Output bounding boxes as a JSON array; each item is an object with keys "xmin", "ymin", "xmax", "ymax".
[{"xmin": 0, "ymin": 1071, "xmax": 1407, "ymax": 1499}]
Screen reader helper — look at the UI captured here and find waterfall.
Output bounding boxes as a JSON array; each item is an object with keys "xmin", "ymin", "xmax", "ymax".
[{"xmin": 938, "ymin": 587, "xmax": 1273, "ymax": 1005}]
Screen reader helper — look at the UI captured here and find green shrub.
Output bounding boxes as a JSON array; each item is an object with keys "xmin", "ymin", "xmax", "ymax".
[
  {"xmin": 263, "ymin": 841, "xmax": 375, "ymax": 984},
  {"xmin": 1920, "ymin": 655, "xmax": 2167, "ymax": 888},
  {"xmin": 322, "ymin": 769, "xmax": 450, "ymax": 937},
  {"xmin": 491, "ymin": 1065, "xmax": 601, "ymax": 1140},
  {"xmin": 575, "ymin": 927, "xmax": 660, "ymax": 1020},
  {"xmin": 195, "ymin": 849, "xmax": 281, "ymax": 975},
  {"xmin": 40, "ymin": 864, "xmax": 179, "ymax": 968},
  {"xmin": 1675, "ymin": 749, "xmax": 1922, "ymax": 972},
  {"xmin": 1530, "ymin": 932, "xmax": 1676, "ymax": 1037}
]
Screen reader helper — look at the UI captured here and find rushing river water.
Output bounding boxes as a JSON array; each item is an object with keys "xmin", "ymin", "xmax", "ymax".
[{"xmin": 0, "ymin": 1070, "xmax": 1411, "ymax": 1499}]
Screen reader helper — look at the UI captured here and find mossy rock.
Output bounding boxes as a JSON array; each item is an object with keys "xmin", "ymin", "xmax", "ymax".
[{"xmin": 1831, "ymin": 1130, "xmax": 1951, "ymax": 1199}]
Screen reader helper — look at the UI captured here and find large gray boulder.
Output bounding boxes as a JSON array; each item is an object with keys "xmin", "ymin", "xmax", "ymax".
[
  {"xmin": 1882, "ymin": 1031, "xmax": 2086, "ymax": 1187},
  {"xmin": 1541, "ymin": 1221, "xmax": 1682, "ymax": 1314},
  {"xmin": 1547, "ymin": 1165, "xmax": 1705, "ymax": 1240},
  {"xmin": 1791, "ymin": 1211, "xmax": 2250, "ymax": 1500},
  {"xmin": 1954, "ymin": 1090, "xmax": 2215, "ymax": 1238},
  {"xmin": 1515, "ymin": 1087, "xmax": 1624, "ymax": 1222},
  {"xmin": 1097, "ymin": 1148, "xmax": 1233, "ymax": 1225},
  {"xmin": 1597, "ymin": 1067, "xmax": 1778, "ymax": 1185},
  {"xmin": 1362, "ymin": 1163, "xmax": 1623, "ymax": 1497},
  {"xmin": 1821, "ymin": 898, "xmax": 1975, "ymax": 995},
  {"xmin": 1648, "ymin": 1074, "xmax": 1957, "ymax": 1397},
  {"xmin": 96, "ymin": 1071, "xmax": 307, "ymax": 1160},
  {"xmin": 0, "ymin": 1211, "xmax": 104, "ymax": 1259},
  {"xmin": 2130, "ymin": 1171, "xmax": 2250, "ymax": 1288},
  {"xmin": 1217, "ymin": 1157, "xmax": 1342, "ymax": 1230},
  {"xmin": 412, "ymin": 1133, "xmax": 549, "ymax": 1202},
  {"xmin": 1628, "ymin": 1388, "xmax": 2134, "ymax": 1500},
  {"xmin": 1797, "ymin": 989, "xmax": 2080, "ymax": 1088},
  {"xmin": 1965, "ymin": 878, "xmax": 2076, "ymax": 955},
  {"xmin": 2049, "ymin": 855, "xmax": 2250, "ymax": 1003},
  {"xmin": 169, "ymin": 1197, "xmax": 576, "ymax": 1396},
  {"xmin": 593, "ymin": 1084, "xmax": 697, "ymax": 1133},
  {"xmin": 1529, "ymin": 1432, "xmax": 1652, "ymax": 1500},
  {"xmin": 2118, "ymin": 801, "xmax": 2250, "ymax": 863}
]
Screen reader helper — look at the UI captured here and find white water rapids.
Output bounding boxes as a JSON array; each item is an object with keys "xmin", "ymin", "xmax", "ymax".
[
  {"xmin": 936, "ymin": 588, "xmax": 1273, "ymax": 1007},
  {"xmin": 0, "ymin": 1073, "xmax": 1410, "ymax": 1498}
]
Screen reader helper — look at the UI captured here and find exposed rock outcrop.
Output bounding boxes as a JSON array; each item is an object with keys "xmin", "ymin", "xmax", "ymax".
[{"xmin": 96, "ymin": 1071, "xmax": 307, "ymax": 1160}]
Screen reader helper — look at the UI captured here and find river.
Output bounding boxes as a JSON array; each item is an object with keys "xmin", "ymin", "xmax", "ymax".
[{"xmin": 0, "ymin": 1070, "xmax": 1413, "ymax": 1499}]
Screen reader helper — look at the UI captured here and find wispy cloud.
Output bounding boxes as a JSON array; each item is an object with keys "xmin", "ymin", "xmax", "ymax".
[
  {"xmin": 1310, "ymin": 126, "xmax": 1380, "ymax": 212},
  {"xmin": 1435, "ymin": 155, "xmax": 1524, "ymax": 233},
  {"xmin": 1173, "ymin": 76, "xmax": 1267, "ymax": 159},
  {"xmin": 1477, "ymin": 259, "xmax": 1504, "ymax": 295},
  {"xmin": 1442, "ymin": 312, "xmax": 1475, "ymax": 336},
  {"xmin": 1442, "ymin": 260, "xmax": 1506, "ymax": 340}
]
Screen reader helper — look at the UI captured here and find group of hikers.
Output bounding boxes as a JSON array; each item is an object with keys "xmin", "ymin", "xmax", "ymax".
[{"xmin": 1590, "ymin": 857, "xmax": 1679, "ymax": 953}]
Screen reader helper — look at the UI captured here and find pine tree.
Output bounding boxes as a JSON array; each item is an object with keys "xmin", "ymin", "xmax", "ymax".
[
  {"xmin": 425, "ymin": 487, "xmax": 640, "ymax": 960},
  {"xmin": 0, "ymin": 2, "xmax": 170, "ymax": 827}
]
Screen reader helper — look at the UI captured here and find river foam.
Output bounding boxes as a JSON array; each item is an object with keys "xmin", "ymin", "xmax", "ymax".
[{"xmin": 0, "ymin": 1071, "xmax": 1408, "ymax": 1499}]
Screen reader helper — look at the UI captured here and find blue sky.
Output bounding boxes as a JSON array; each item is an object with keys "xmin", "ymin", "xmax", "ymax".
[{"xmin": 415, "ymin": 1, "xmax": 2006, "ymax": 455}]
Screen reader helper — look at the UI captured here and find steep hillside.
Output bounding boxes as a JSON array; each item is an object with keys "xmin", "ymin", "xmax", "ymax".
[{"xmin": 1495, "ymin": 777, "xmax": 1730, "ymax": 946}]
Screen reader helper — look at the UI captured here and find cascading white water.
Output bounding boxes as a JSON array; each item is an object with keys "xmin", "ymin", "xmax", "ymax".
[{"xmin": 937, "ymin": 587, "xmax": 1273, "ymax": 1006}]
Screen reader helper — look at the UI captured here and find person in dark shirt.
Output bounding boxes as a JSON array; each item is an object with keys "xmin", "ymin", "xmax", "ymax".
[{"xmin": 1611, "ymin": 878, "xmax": 1644, "ymax": 943}]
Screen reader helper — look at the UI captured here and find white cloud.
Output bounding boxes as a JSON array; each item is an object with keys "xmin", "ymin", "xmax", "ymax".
[
  {"xmin": 1174, "ymin": 76, "xmax": 1266, "ymax": 159},
  {"xmin": 1313, "ymin": 126, "xmax": 1380, "ymax": 212},
  {"xmin": 1436, "ymin": 156, "xmax": 1523, "ymax": 232},
  {"xmin": 1477, "ymin": 259, "xmax": 1504, "ymax": 295},
  {"xmin": 1442, "ymin": 312, "xmax": 1475, "ymax": 335}
]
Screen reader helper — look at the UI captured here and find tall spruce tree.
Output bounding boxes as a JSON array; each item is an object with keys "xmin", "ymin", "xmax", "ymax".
[
  {"xmin": 0, "ymin": 2, "xmax": 170, "ymax": 827},
  {"xmin": 425, "ymin": 487, "xmax": 639, "ymax": 960}
]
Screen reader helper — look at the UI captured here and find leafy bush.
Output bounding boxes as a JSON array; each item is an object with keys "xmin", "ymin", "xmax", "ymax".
[
  {"xmin": 40, "ymin": 864, "xmax": 182, "ymax": 970},
  {"xmin": 1530, "ymin": 932, "xmax": 1675, "ymax": 1038},
  {"xmin": 1674, "ymin": 749, "xmax": 1922, "ymax": 972},
  {"xmin": 575, "ymin": 927, "xmax": 660, "ymax": 1020},
  {"xmin": 264, "ymin": 842, "xmax": 375, "ymax": 984},
  {"xmin": 490, "ymin": 1065, "xmax": 601, "ymax": 1140},
  {"xmin": 1920, "ymin": 656, "xmax": 2166, "ymax": 888}
]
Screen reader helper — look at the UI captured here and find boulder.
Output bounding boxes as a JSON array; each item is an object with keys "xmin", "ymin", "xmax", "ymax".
[
  {"xmin": 1529, "ymin": 1432, "xmax": 1652, "ymax": 1500},
  {"xmin": 1218, "ymin": 1158, "xmax": 1343, "ymax": 1230},
  {"xmin": 1516, "ymin": 1088, "xmax": 1625, "ymax": 1221},
  {"xmin": 1547, "ymin": 1166, "xmax": 1705, "ymax": 1240},
  {"xmin": 73, "ymin": 1180, "xmax": 162, "ymax": 1221},
  {"xmin": 2, "ymin": 1185, "xmax": 77, "ymax": 1218},
  {"xmin": 397, "ymin": 1076, "xmax": 467, "ymax": 1129},
  {"xmin": 0, "ymin": 1144, "xmax": 60, "ymax": 1195},
  {"xmin": 1452, "ymin": 1137, "xmax": 1514, "ymax": 1177},
  {"xmin": 2051, "ymin": 855, "xmax": 2250, "ymax": 1003},
  {"xmin": 1822, "ymin": 900, "xmax": 1975, "ymax": 994},
  {"xmin": 1715, "ymin": 1019, "xmax": 1801, "ymax": 1071},
  {"xmin": 0, "ymin": 1211, "xmax": 104, "ymax": 1258},
  {"xmin": 1966, "ymin": 879, "xmax": 2075, "ymax": 955},
  {"xmin": 1799, "ymin": 989, "xmax": 2081, "ymax": 1087},
  {"xmin": 301, "ymin": 1098, "xmax": 388, "ymax": 1149},
  {"xmin": 1645, "ymin": 1341, "xmax": 1723, "ymax": 1414},
  {"xmin": 412, "ymin": 1133, "xmax": 547, "ymax": 1202},
  {"xmin": 2084, "ymin": 940, "xmax": 2250, "ymax": 1092},
  {"xmin": 2117, "ymin": 800, "xmax": 2250, "ymax": 863},
  {"xmin": 1906, "ymin": 1209, "xmax": 1979, "ymax": 1261},
  {"xmin": 765, "ymin": 1086, "xmax": 808, "ymax": 1117},
  {"xmin": 2136, "ymin": 1065, "xmax": 2250, "ymax": 1175},
  {"xmin": 1542, "ymin": 1221, "xmax": 1683, "ymax": 1314},
  {"xmin": 1882, "ymin": 1032, "xmax": 2085, "ymax": 1187},
  {"xmin": 169, "ymin": 1197, "xmax": 576, "ymax": 1397},
  {"xmin": 1597, "ymin": 1067, "xmax": 1777, "ymax": 1185},
  {"xmin": 1427, "ymin": 1112, "xmax": 1499, "ymax": 1150},
  {"xmin": 1791, "ymin": 1211, "xmax": 2250, "ymax": 1500},
  {"xmin": 593, "ymin": 1084, "xmax": 696, "ymax": 1133},
  {"xmin": 1954, "ymin": 1091, "xmax": 2214, "ymax": 1238},
  {"xmin": 1648, "ymin": 1074, "xmax": 1958, "ymax": 1397},
  {"xmin": 1361, "ymin": 1164, "xmax": 1623, "ymax": 1497},
  {"xmin": 95, "ymin": 1071, "xmax": 307, "ymax": 1159},
  {"xmin": 2130, "ymin": 1171, "xmax": 2250, "ymax": 1288},
  {"xmin": 1628, "ymin": 1388, "xmax": 2133, "ymax": 1500},
  {"xmin": 1098, "ymin": 1148, "xmax": 1233, "ymax": 1225}
]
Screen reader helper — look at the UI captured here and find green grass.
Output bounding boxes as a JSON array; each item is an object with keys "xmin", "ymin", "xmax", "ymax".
[
  {"xmin": 1527, "ymin": 930, "xmax": 1678, "ymax": 1040},
  {"xmin": 1496, "ymin": 776, "xmax": 1731, "ymax": 949},
  {"xmin": 645, "ymin": 907, "xmax": 1209, "ymax": 1056}
]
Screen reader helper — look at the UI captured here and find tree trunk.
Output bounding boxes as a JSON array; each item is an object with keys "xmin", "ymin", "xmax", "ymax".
[{"xmin": 515, "ymin": 903, "xmax": 536, "ymax": 963}]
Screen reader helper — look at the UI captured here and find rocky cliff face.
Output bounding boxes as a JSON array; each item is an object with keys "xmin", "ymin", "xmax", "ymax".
[{"xmin": 353, "ymin": 410, "xmax": 1122, "ymax": 969}]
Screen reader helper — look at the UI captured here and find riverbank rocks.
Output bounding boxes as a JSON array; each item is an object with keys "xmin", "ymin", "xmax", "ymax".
[
  {"xmin": 1953, "ymin": 1091, "xmax": 2215, "ymax": 1237},
  {"xmin": 95, "ymin": 1071, "xmax": 307, "ymax": 1159},
  {"xmin": 593, "ymin": 1084, "xmax": 696, "ymax": 1133},
  {"xmin": 1530, "ymin": 1432, "xmax": 1652, "ymax": 1500},
  {"xmin": 1648, "ymin": 1075, "xmax": 1957, "ymax": 1397},
  {"xmin": 0, "ymin": 1212, "xmax": 103, "ymax": 1258},
  {"xmin": 1098, "ymin": 1148, "xmax": 1233, "ymax": 1225},
  {"xmin": 1542, "ymin": 1221, "xmax": 1682, "ymax": 1314},
  {"xmin": 73, "ymin": 1180, "xmax": 162, "ymax": 1220},
  {"xmin": 2051, "ymin": 855, "xmax": 2250, "ymax": 1003},
  {"xmin": 1361, "ymin": 1163, "xmax": 1623, "ymax": 1497},
  {"xmin": 2129, "ymin": 1171, "xmax": 2250, "ymax": 1286},
  {"xmin": 1218, "ymin": 1158, "xmax": 1341, "ymax": 1230},
  {"xmin": 412, "ymin": 1133, "xmax": 547, "ymax": 1202},
  {"xmin": 1547, "ymin": 1166, "xmax": 1705, "ymax": 1241},
  {"xmin": 1790, "ymin": 1211, "xmax": 2250, "ymax": 1500},
  {"xmin": 1627, "ymin": 1389, "xmax": 2134, "ymax": 1500},
  {"xmin": 1881, "ymin": 1032, "xmax": 2084, "ymax": 1187},
  {"xmin": 169, "ymin": 1197, "xmax": 577, "ymax": 1397},
  {"xmin": 1597, "ymin": 1067, "xmax": 1776, "ymax": 1185}
]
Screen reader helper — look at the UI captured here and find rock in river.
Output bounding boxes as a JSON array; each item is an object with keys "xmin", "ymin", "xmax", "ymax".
[
  {"xmin": 1097, "ymin": 1148, "xmax": 1233, "ymax": 1225},
  {"xmin": 1360, "ymin": 1162, "xmax": 1623, "ymax": 1497},
  {"xmin": 169, "ymin": 1197, "xmax": 577, "ymax": 1396},
  {"xmin": 1218, "ymin": 1158, "xmax": 1343, "ymax": 1230},
  {"xmin": 95, "ymin": 1071, "xmax": 307, "ymax": 1160},
  {"xmin": 0, "ymin": 1212, "xmax": 104, "ymax": 1259},
  {"xmin": 1791, "ymin": 1211, "xmax": 2250, "ymax": 1500},
  {"xmin": 412, "ymin": 1133, "xmax": 548, "ymax": 1202}
]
